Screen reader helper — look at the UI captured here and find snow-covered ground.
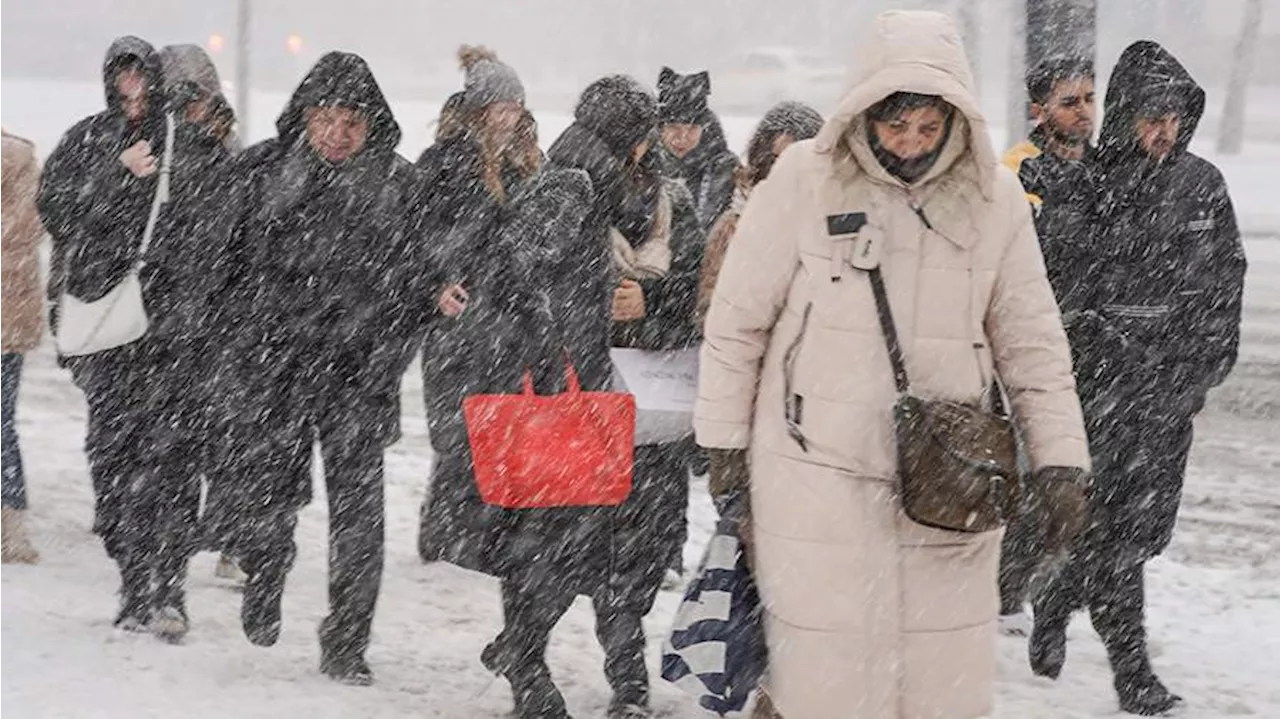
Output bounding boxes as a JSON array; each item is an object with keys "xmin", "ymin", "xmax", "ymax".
[
  {"xmin": 2, "ymin": 78, "xmax": 1278, "ymax": 718},
  {"xmin": 2, "ymin": 253, "xmax": 1278, "ymax": 718}
]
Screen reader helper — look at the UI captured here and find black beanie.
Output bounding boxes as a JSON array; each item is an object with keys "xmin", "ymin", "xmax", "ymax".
[
  {"xmin": 657, "ymin": 67, "xmax": 711, "ymax": 125},
  {"xmin": 575, "ymin": 75, "xmax": 658, "ymax": 159}
]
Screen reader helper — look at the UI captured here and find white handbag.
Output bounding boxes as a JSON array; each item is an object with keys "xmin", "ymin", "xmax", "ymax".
[{"xmin": 56, "ymin": 113, "xmax": 175, "ymax": 357}]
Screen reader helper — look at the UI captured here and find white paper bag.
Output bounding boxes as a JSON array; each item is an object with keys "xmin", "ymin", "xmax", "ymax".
[{"xmin": 610, "ymin": 347, "xmax": 699, "ymax": 446}]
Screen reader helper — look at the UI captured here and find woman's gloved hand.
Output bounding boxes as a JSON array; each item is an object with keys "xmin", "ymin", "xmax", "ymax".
[{"xmin": 1035, "ymin": 466, "xmax": 1091, "ymax": 554}]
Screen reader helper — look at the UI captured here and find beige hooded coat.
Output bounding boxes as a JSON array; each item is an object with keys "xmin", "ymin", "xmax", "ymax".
[{"xmin": 694, "ymin": 11, "xmax": 1089, "ymax": 719}]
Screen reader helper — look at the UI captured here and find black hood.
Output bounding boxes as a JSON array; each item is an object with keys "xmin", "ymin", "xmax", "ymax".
[
  {"xmin": 1097, "ymin": 41, "xmax": 1204, "ymax": 168},
  {"xmin": 275, "ymin": 52, "xmax": 402, "ymax": 155},
  {"xmin": 102, "ymin": 36, "xmax": 165, "ymax": 122}
]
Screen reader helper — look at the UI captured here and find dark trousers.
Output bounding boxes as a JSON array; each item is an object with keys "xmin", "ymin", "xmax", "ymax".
[
  {"xmin": 496, "ymin": 574, "xmax": 651, "ymax": 705},
  {"xmin": 492, "ymin": 441, "xmax": 689, "ymax": 704},
  {"xmin": 2, "ymin": 353, "xmax": 26, "ymax": 510},
  {"xmin": 1034, "ymin": 401, "xmax": 1197, "ymax": 684},
  {"xmin": 69, "ymin": 345, "xmax": 204, "ymax": 609},
  {"xmin": 233, "ymin": 419, "xmax": 386, "ymax": 662},
  {"xmin": 998, "ymin": 492, "xmax": 1047, "ymax": 615},
  {"xmin": 1034, "ymin": 536, "xmax": 1154, "ymax": 682}
]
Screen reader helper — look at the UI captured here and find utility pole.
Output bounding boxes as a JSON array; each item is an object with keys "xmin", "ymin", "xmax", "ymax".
[
  {"xmin": 1217, "ymin": 0, "xmax": 1263, "ymax": 155},
  {"xmin": 1011, "ymin": 0, "xmax": 1097, "ymax": 143},
  {"xmin": 235, "ymin": 0, "xmax": 251, "ymax": 139}
]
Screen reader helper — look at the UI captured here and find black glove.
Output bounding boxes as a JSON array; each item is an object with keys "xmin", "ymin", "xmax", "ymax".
[{"xmin": 1035, "ymin": 466, "xmax": 1091, "ymax": 554}]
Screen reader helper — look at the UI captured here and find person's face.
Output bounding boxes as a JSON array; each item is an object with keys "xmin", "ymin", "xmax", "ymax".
[
  {"xmin": 1032, "ymin": 76, "xmax": 1096, "ymax": 146},
  {"xmin": 661, "ymin": 124, "xmax": 703, "ymax": 159},
  {"xmin": 115, "ymin": 67, "xmax": 148, "ymax": 122},
  {"xmin": 484, "ymin": 101, "xmax": 524, "ymax": 145},
  {"xmin": 871, "ymin": 105, "xmax": 949, "ymax": 160},
  {"xmin": 1135, "ymin": 112, "xmax": 1181, "ymax": 161},
  {"xmin": 305, "ymin": 106, "xmax": 369, "ymax": 163},
  {"xmin": 770, "ymin": 132, "xmax": 796, "ymax": 158}
]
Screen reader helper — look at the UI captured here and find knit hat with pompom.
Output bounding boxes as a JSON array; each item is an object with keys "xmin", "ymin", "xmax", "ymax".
[{"xmin": 457, "ymin": 45, "xmax": 525, "ymax": 110}]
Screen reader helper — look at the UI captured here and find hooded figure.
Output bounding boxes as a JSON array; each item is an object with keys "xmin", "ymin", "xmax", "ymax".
[
  {"xmin": 695, "ymin": 12, "xmax": 1090, "ymax": 718},
  {"xmin": 210, "ymin": 52, "xmax": 433, "ymax": 686},
  {"xmin": 1028, "ymin": 42, "xmax": 1246, "ymax": 717},
  {"xmin": 160, "ymin": 44, "xmax": 239, "ymax": 152},
  {"xmin": 656, "ymin": 67, "xmax": 740, "ymax": 229},
  {"xmin": 36, "ymin": 36, "xmax": 231, "ymax": 641}
]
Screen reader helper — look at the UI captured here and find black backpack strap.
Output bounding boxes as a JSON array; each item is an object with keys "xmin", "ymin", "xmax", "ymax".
[{"xmin": 867, "ymin": 267, "xmax": 910, "ymax": 394}]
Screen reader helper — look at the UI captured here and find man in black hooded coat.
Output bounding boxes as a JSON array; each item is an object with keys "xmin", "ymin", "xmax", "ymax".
[
  {"xmin": 1029, "ymin": 41, "xmax": 1247, "ymax": 717},
  {"xmin": 38, "ymin": 36, "xmax": 239, "ymax": 639},
  {"xmin": 210, "ymin": 52, "xmax": 433, "ymax": 685}
]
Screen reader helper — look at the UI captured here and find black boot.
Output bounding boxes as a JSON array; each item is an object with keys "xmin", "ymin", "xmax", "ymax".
[
  {"xmin": 318, "ymin": 617, "xmax": 375, "ymax": 686},
  {"xmin": 597, "ymin": 609, "xmax": 651, "ymax": 716},
  {"xmin": 320, "ymin": 648, "xmax": 374, "ymax": 686},
  {"xmin": 242, "ymin": 566, "xmax": 285, "ymax": 647},
  {"xmin": 1028, "ymin": 611, "xmax": 1069, "ymax": 679},
  {"xmin": 113, "ymin": 556, "xmax": 153, "ymax": 632},
  {"xmin": 1116, "ymin": 670, "xmax": 1183, "ymax": 716},
  {"xmin": 508, "ymin": 662, "xmax": 570, "ymax": 719}
]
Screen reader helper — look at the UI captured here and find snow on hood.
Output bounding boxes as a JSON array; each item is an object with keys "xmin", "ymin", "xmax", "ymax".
[
  {"xmin": 1097, "ymin": 40, "xmax": 1206, "ymax": 168},
  {"xmin": 814, "ymin": 10, "xmax": 997, "ymax": 197}
]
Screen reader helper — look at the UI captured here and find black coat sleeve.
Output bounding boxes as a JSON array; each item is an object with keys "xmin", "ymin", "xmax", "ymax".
[{"xmin": 1184, "ymin": 172, "xmax": 1246, "ymax": 389}]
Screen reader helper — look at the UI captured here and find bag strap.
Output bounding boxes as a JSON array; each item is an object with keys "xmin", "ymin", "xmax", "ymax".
[
  {"xmin": 867, "ymin": 267, "xmax": 910, "ymax": 394},
  {"xmin": 135, "ymin": 112, "xmax": 175, "ymax": 262}
]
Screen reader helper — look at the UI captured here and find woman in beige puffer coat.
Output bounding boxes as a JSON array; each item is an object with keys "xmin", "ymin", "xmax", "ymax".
[{"xmin": 695, "ymin": 11, "xmax": 1091, "ymax": 719}]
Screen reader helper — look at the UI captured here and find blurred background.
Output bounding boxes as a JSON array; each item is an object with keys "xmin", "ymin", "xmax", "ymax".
[{"xmin": 2, "ymin": 0, "xmax": 1275, "ymax": 156}]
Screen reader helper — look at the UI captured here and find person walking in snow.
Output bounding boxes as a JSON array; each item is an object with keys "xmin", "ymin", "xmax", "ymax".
[
  {"xmin": 479, "ymin": 74, "xmax": 688, "ymax": 719},
  {"xmin": 415, "ymin": 46, "xmax": 545, "ymax": 572},
  {"xmin": 996, "ymin": 53, "xmax": 1099, "ymax": 636},
  {"xmin": 695, "ymin": 12, "xmax": 1092, "ymax": 718},
  {"xmin": 654, "ymin": 67, "xmax": 740, "ymax": 231},
  {"xmin": 38, "ymin": 36, "xmax": 239, "ymax": 641},
  {"xmin": 696, "ymin": 101, "xmax": 824, "ymax": 327},
  {"xmin": 208, "ymin": 52, "xmax": 434, "ymax": 684},
  {"xmin": 1028, "ymin": 41, "xmax": 1247, "ymax": 717},
  {"xmin": 1, "ymin": 129, "xmax": 45, "ymax": 565},
  {"xmin": 158, "ymin": 43, "xmax": 249, "ymax": 588}
]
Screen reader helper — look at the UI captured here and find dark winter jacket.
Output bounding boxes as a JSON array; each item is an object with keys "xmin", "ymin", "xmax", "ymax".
[
  {"xmin": 415, "ymin": 134, "xmax": 566, "ymax": 453},
  {"xmin": 219, "ymin": 52, "xmax": 433, "ymax": 450},
  {"xmin": 549, "ymin": 119, "xmax": 706, "ymax": 353},
  {"xmin": 1002, "ymin": 127, "xmax": 1099, "ymax": 318},
  {"xmin": 657, "ymin": 111, "xmax": 740, "ymax": 230},
  {"xmin": 38, "ymin": 36, "xmax": 169, "ymax": 334},
  {"xmin": 1090, "ymin": 42, "xmax": 1246, "ymax": 406}
]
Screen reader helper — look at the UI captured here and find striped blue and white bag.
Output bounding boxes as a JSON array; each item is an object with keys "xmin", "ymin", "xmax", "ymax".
[{"xmin": 661, "ymin": 512, "xmax": 767, "ymax": 716}]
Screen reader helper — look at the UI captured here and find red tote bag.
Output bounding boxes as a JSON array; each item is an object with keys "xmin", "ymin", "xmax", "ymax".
[{"xmin": 463, "ymin": 359, "xmax": 636, "ymax": 508}]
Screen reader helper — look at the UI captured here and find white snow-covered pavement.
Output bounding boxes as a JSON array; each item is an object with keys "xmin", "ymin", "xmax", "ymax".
[{"xmin": 3, "ymin": 240, "xmax": 1278, "ymax": 718}]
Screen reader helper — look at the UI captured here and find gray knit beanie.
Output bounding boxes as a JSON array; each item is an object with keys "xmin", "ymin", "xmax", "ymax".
[{"xmin": 458, "ymin": 45, "xmax": 525, "ymax": 110}]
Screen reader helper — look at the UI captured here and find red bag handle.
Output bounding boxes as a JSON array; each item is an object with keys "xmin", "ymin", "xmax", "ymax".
[{"xmin": 521, "ymin": 352, "xmax": 583, "ymax": 396}]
